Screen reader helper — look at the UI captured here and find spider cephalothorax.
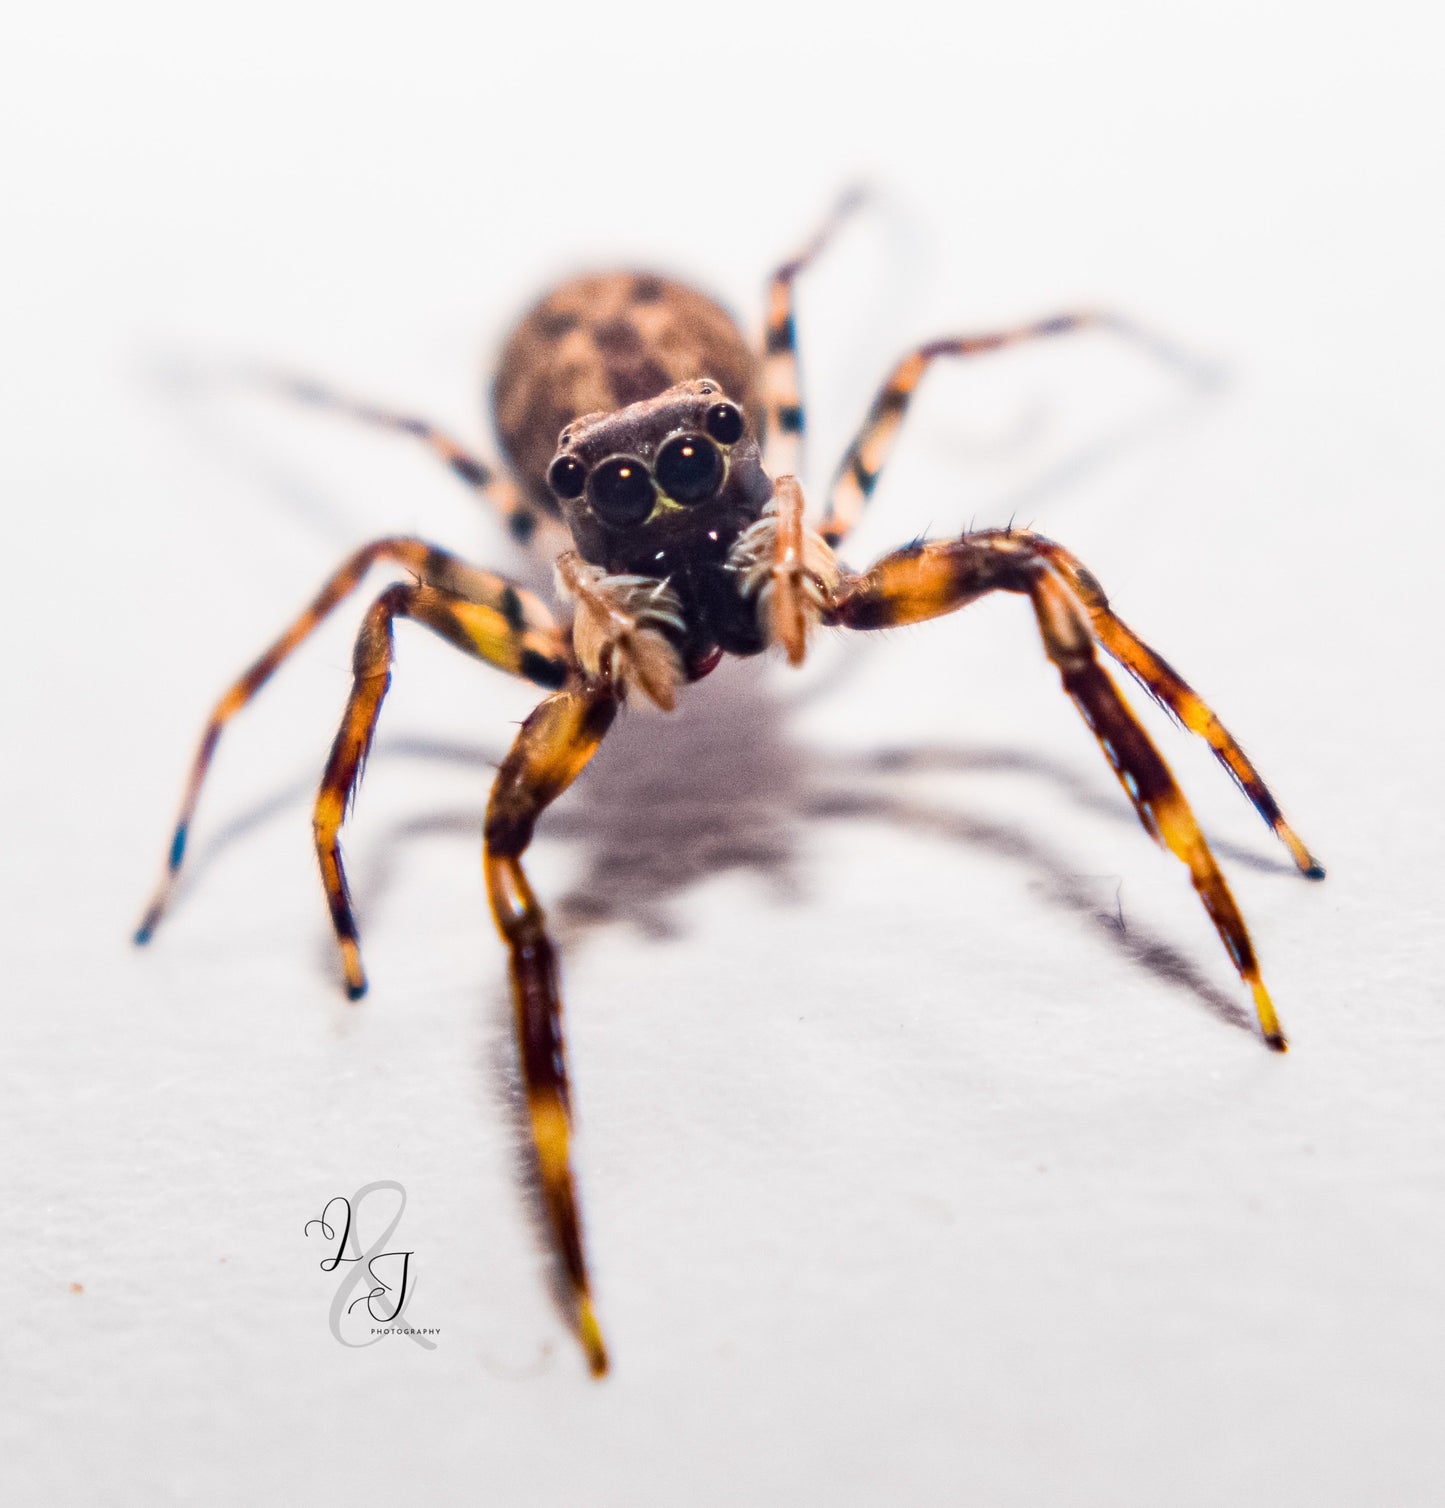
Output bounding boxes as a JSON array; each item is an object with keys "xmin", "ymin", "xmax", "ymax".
[
  {"xmin": 545, "ymin": 380, "xmax": 772, "ymax": 572},
  {"xmin": 138, "ymin": 194, "xmax": 1323, "ymax": 1379}
]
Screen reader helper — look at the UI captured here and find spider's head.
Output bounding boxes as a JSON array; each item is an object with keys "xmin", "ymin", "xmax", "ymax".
[{"xmin": 544, "ymin": 380, "xmax": 773, "ymax": 572}]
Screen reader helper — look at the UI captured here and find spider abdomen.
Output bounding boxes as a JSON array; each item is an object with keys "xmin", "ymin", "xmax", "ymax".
[{"xmin": 492, "ymin": 273, "xmax": 763, "ymax": 518}]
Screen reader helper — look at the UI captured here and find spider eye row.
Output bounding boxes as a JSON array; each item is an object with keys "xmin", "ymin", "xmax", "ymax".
[{"xmin": 546, "ymin": 401, "xmax": 745, "ymax": 525}]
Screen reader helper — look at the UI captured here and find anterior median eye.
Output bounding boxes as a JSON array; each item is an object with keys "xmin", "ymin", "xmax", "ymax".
[
  {"xmin": 588, "ymin": 456, "xmax": 656, "ymax": 526},
  {"xmin": 655, "ymin": 434, "xmax": 723, "ymax": 504}
]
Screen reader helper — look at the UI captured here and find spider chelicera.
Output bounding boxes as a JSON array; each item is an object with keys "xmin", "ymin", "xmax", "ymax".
[{"xmin": 136, "ymin": 195, "xmax": 1323, "ymax": 1376}]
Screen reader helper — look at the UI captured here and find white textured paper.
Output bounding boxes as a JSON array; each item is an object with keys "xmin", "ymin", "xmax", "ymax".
[{"xmin": 5, "ymin": 3, "xmax": 1443, "ymax": 1504}]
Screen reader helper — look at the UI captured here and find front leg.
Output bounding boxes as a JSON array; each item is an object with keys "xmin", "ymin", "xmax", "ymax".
[
  {"xmin": 1027, "ymin": 537, "xmax": 1323, "ymax": 879},
  {"xmin": 485, "ymin": 681, "xmax": 619, "ymax": 1375},
  {"xmin": 136, "ymin": 539, "xmax": 567, "ymax": 950},
  {"xmin": 827, "ymin": 529, "xmax": 1310, "ymax": 1051},
  {"xmin": 313, "ymin": 573, "xmax": 571, "ymax": 999}
]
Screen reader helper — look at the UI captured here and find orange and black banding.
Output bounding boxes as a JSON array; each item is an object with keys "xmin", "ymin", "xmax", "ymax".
[
  {"xmin": 759, "ymin": 188, "xmax": 867, "ymax": 479},
  {"xmin": 403, "ymin": 569, "xmax": 572, "ymax": 692},
  {"xmin": 1049, "ymin": 650, "xmax": 1287, "ymax": 1052},
  {"xmin": 279, "ymin": 375, "xmax": 544, "ymax": 544},
  {"xmin": 761, "ymin": 280, "xmax": 806, "ymax": 478},
  {"xmin": 822, "ymin": 312, "xmax": 1116, "ymax": 548},
  {"xmin": 826, "ymin": 534, "xmax": 1005, "ymax": 629},
  {"xmin": 312, "ymin": 575, "xmax": 573, "ymax": 999},
  {"xmin": 134, "ymin": 539, "xmax": 570, "ymax": 949},
  {"xmin": 830, "ymin": 529, "xmax": 1288, "ymax": 1050},
  {"xmin": 1030, "ymin": 539, "xmax": 1324, "ymax": 880},
  {"xmin": 485, "ymin": 685, "xmax": 619, "ymax": 1375},
  {"xmin": 312, "ymin": 588, "xmax": 402, "ymax": 999},
  {"xmin": 493, "ymin": 274, "xmax": 763, "ymax": 516}
]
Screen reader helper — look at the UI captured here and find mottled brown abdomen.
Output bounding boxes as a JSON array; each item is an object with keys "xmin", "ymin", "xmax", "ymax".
[{"xmin": 491, "ymin": 272, "xmax": 763, "ymax": 516}]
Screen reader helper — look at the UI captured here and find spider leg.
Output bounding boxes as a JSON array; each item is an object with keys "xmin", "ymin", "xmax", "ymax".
[
  {"xmin": 1029, "ymin": 538, "xmax": 1324, "ymax": 879},
  {"xmin": 821, "ymin": 311, "xmax": 1205, "ymax": 548},
  {"xmin": 827, "ymin": 529, "xmax": 1290, "ymax": 1050},
  {"xmin": 485, "ymin": 681, "xmax": 619, "ymax": 1375},
  {"xmin": 761, "ymin": 188, "xmax": 868, "ymax": 478},
  {"xmin": 312, "ymin": 577, "xmax": 573, "ymax": 999},
  {"xmin": 135, "ymin": 539, "xmax": 569, "ymax": 949},
  {"xmin": 269, "ymin": 373, "xmax": 548, "ymax": 544},
  {"xmin": 727, "ymin": 477, "xmax": 841, "ymax": 665}
]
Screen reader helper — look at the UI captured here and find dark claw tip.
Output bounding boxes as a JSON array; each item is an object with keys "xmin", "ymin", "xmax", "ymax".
[
  {"xmin": 1304, "ymin": 864, "xmax": 1326, "ymax": 881},
  {"xmin": 345, "ymin": 981, "xmax": 367, "ymax": 1002},
  {"xmin": 1265, "ymin": 1032, "xmax": 1289, "ymax": 1054},
  {"xmin": 133, "ymin": 925, "xmax": 154, "ymax": 947}
]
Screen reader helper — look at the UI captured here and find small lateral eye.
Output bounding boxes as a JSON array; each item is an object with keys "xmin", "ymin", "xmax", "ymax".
[
  {"xmin": 589, "ymin": 456, "xmax": 656, "ymax": 526},
  {"xmin": 547, "ymin": 453, "xmax": 587, "ymax": 500},
  {"xmin": 655, "ymin": 433, "xmax": 723, "ymax": 504},
  {"xmin": 703, "ymin": 402, "xmax": 744, "ymax": 445}
]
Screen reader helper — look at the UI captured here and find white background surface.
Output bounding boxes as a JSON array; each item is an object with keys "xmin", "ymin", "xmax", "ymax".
[{"xmin": 4, "ymin": 2, "xmax": 1443, "ymax": 1503}]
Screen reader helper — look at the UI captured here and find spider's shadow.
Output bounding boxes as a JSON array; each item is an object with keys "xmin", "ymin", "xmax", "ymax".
[
  {"xmin": 176, "ymin": 656, "xmax": 1291, "ymax": 1041},
  {"xmin": 348, "ymin": 658, "xmax": 1298, "ymax": 1356},
  {"xmin": 343, "ymin": 657, "xmax": 1293, "ymax": 1040}
]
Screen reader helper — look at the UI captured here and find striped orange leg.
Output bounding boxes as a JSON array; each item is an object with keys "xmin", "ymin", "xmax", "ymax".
[
  {"xmin": 135, "ymin": 539, "xmax": 568, "ymax": 949},
  {"xmin": 821, "ymin": 311, "xmax": 1206, "ymax": 548},
  {"xmin": 761, "ymin": 188, "xmax": 868, "ymax": 478},
  {"xmin": 827, "ymin": 529, "xmax": 1291, "ymax": 1050},
  {"xmin": 485, "ymin": 682, "xmax": 619, "ymax": 1375},
  {"xmin": 1030, "ymin": 538, "xmax": 1324, "ymax": 880},
  {"xmin": 271, "ymin": 373, "xmax": 547, "ymax": 544},
  {"xmin": 313, "ymin": 578, "xmax": 573, "ymax": 999}
]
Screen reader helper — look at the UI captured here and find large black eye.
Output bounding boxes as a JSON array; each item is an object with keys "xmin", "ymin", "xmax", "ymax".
[
  {"xmin": 704, "ymin": 402, "xmax": 744, "ymax": 445},
  {"xmin": 547, "ymin": 453, "xmax": 587, "ymax": 500},
  {"xmin": 588, "ymin": 456, "xmax": 656, "ymax": 526},
  {"xmin": 655, "ymin": 433, "xmax": 723, "ymax": 504}
]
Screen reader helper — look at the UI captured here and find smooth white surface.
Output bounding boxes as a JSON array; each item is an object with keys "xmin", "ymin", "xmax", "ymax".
[{"xmin": 4, "ymin": 2, "xmax": 1443, "ymax": 1503}]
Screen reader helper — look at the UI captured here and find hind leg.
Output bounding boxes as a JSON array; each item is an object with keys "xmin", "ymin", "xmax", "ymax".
[{"xmin": 760, "ymin": 189, "xmax": 868, "ymax": 478}]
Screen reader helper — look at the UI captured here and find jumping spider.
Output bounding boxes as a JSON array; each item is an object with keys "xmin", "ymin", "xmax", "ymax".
[{"xmin": 136, "ymin": 195, "xmax": 1323, "ymax": 1376}]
